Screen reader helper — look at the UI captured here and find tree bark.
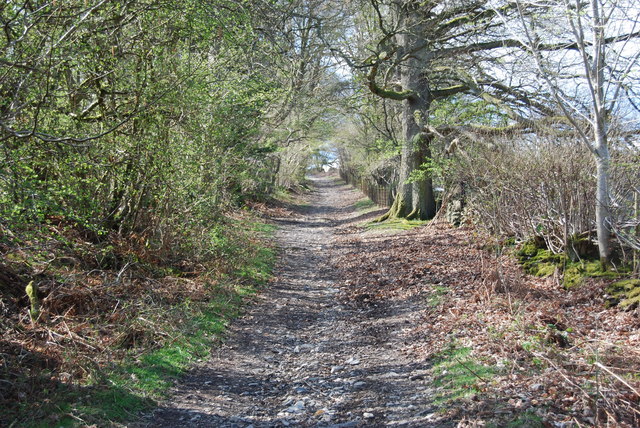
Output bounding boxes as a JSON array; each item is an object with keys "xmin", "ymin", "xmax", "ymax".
[
  {"xmin": 413, "ymin": 133, "xmax": 436, "ymax": 219},
  {"xmin": 591, "ymin": 0, "xmax": 612, "ymax": 267},
  {"xmin": 594, "ymin": 132, "xmax": 612, "ymax": 266},
  {"xmin": 378, "ymin": 1, "xmax": 436, "ymax": 221}
]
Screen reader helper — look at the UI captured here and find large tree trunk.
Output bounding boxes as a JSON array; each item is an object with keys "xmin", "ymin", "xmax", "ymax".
[
  {"xmin": 378, "ymin": 1, "xmax": 436, "ymax": 222},
  {"xmin": 413, "ymin": 134, "xmax": 436, "ymax": 218}
]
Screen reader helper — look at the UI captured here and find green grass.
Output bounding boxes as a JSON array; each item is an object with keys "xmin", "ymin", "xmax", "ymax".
[
  {"xmin": 52, "ymin": 294, "xmax": 241, "ymax": 426},
  {"xmin": 365, "ymin": 218, "xmax": 428, "ymax": 232},
  {"xmin": 354, "ymin": 197, "xmax": 376, "ymax": 212},
  {"xmin": 236, "ymin": 245, "xmax": 277, "ymax": 285},
  {"xmin": 110, "ymin": 294, "xmax": 242, "ymax": 393},
  {"xmin": 427, "ymin": 284, "xmax": 448, "ymax": 307},
  {"xmin": 431, "ymin": 346, "xmax": 497, "ymax": 406},
  {"xmin": 23, "ymin": 386, "xmax": 153, "ymax": 428},
  {"xmin": 272, "ymin": 188, "xmax": 297, "ymax": 204},
  {"xmin": 73, "ymin": 386, "xmax": 153, "ymax": 425},
  {"xmin": 499, "ymin": 410, "xmax": 544, "ymax": 427},
  {"xmin": 273, "ymin": 188, "xmax": 311, "ymax": 210}
]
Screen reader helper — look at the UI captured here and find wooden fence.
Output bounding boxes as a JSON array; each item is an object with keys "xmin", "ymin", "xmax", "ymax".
[{"xmin": 339, "ymin": 168, "xmax": 394, "ymax": 207}]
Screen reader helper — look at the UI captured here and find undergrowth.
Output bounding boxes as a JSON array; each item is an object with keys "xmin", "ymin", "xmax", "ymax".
[
  {"xmin": 334, "ymin": 218, "xmax": 639, "ymax": 426},
  {"xmin": 1, "ymin": 213, "xmax": 276, "ymax": 427}
]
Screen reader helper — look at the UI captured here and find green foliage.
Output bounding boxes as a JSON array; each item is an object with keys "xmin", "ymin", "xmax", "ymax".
[
  {"xmin": 430, "ymin": 96, "xmax": 508, "ymax": 127},
  {"xmin": 0, "ymin": 0, "xmax": 283, "ymax": 255},
  {"xmin": 408, "ymin": 157, "xmax": 453, "ymax": 184},
  {"xmin": 1, "ymin": 4, "xmax": 290, "ymax": 422},
  {"xmin": 372, "ymin": 137, "xmax": 400, "ymax": 157}
]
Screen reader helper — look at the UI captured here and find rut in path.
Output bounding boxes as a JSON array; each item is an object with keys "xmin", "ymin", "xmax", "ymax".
[{"xmin": 142, "ymin": 175, "xmax": 441, "ymax": 427}]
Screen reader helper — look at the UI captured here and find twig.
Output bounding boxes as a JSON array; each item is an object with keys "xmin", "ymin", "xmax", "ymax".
[
  {"xmin": 621, "ymin": 400, "xmax": 640, "ymax": 415},
  {"xmin": 604, "ymin": 408, "xmax": 619, "ymax": 425},
  {"xmin": 532, "ymin": 352, "xmax": 593, "ymax": 401},
  {"xmin": 114, "ymin": 261, "xmax": 134, "ymax": 285},
  {"xmin": 62, "ymin": 320, "xmax": 98, "ymax": 351},
  {"xmin": 60, "ymin": 412, "xmax": 87, "ymax": 423},
  {"xmin": 572, "ymin": 417, "xmax": 585, "ymax": 428},
  {"xmin": 594, "ymin": 362, "xmax": 640, "ymax": 398},
  {"xmin": 454, "ymin": 356, "xmax": 488, "ymax": 383}
]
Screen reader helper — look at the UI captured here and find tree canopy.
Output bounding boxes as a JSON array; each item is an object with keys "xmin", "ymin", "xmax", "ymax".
[{"xmin": 1, "ymin": 0, "xmax": 639, "ymax": 260}]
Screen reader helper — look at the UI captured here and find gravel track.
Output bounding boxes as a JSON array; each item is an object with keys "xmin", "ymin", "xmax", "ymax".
[{"xmin": 141, "ymin": 175, "xmax": 441, "ymax": 428}]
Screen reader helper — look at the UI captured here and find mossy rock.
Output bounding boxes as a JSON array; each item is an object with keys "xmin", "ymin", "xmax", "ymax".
[
  {"xmin": 516, "ymin": 238, "xmax": 627, "ymax": 286},
  {"xmin": 563, "ymin": 261, "xmax": 626, "ymax": 288},
  {"xmin": 563, "ymin": 261, "xmax": 613, "ymax": 288},
  {"xmin": 516, "ymin": 237, "xmax": 545, "ymax": 258},
  {"xmin": 516, "ymin": 239, "xmax": 563, "ymax": 277},
  {"xmin": 534, "ymin": 262, "xmax": 557, "ymax": 277},
  {"xmin": 583, "ymin": 261, "xmax": 625, "ymax": 278},
  {"xmin": 605, "ymin": 279, "xmax": 640, "ymax": 309}
]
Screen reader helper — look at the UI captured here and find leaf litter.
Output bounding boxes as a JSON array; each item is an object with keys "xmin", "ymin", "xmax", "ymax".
[{"xmin": 332, "ymin": 207, "xmax": 639, "ymax": 427}]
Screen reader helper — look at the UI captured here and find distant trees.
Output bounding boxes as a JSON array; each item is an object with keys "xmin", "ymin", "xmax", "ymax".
[{"xmin": 210, "ymin": 0, "xmax": 350, "ymax": 190}]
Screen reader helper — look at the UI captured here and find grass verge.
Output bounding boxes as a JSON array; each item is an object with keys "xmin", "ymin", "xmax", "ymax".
[
  {"xmin": 364, "ymin": 218, "xmax": 428, "ymax": 232},
  {"xmin": 5, "ymin": 217, "xmax": 276, "ymax": 428},
  {"xmin": 354, "ymin": 197, "xmax": 376, "ymax": 212}
]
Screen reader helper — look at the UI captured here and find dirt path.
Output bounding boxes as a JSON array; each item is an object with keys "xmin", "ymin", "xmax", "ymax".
[{"xmin": 142, "ymin": 175, "xmax": 439, "ymax": 427}]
